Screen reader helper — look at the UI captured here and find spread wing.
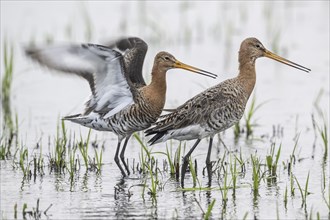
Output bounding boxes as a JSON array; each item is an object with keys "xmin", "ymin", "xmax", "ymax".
[
  {"xmin": 25, "ymin": 43, "xmax": 135, "ymax": 117},
  {"xmin": 106, "ymin": 37, "xmax": 148, "ymax": 88}
]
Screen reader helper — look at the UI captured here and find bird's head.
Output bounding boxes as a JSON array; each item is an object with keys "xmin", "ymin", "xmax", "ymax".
[
  {"xmin": 239, "ymin": 37, "xmax": 310, "ymax": 72},
  {"xmin": 153, "ymin": 51, "xmax": 217, "ymax": 79}
]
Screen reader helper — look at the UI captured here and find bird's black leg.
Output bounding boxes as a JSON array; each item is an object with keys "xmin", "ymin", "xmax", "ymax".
[
  {"xmin": 181, "ymin": 139, "xmax": 201, "ymax": 187},
  {"xmin": 206, "ymin": 137, "xmax": 213, "ymax": 186},
  {"xmin": 114, "ymin": 140, "xmax": 126, "ymax": 177},
  {"xmin": 120, "ymin": 135, "xmax": 131, "ymax": 175}
]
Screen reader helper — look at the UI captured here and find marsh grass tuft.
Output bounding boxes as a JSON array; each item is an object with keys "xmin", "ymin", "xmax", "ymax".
[
  {"xmin": 1, "ymin": 40, "xmax": 18, "ymax": 160},
  {"xmin": 93, "ymin": 148, "xmax": 103, "ymax": 174},
  {"xmin": 229, "ymin": 154, "xmax": 238, "ymax": 195},
  {"xmin": 18, "ymin": 145, "xmax": 31, "ymax": 179},
  {"xmin": 234, "ymin": 148, "xmax": 246, "ymax": 174},
  {"xmin": 317, "ymin": 115, "xmax": 328, "ymax": 161},
  {"xmin": 135, "ymin": 132, "xmax": 151, "ymax": 174},
  {"xmin": 288, "ymin": 134, "xmax": 300, "ymax": 175},
  {"xmin": 266, "ymin": 143, "xmax": 281, "ymax": 183},
  {"xmin": 21, "ymin": 199, "xmax": 52, "ymax": 220},
  {"xmin": 49, "ymin": 120, "xmax": 67, "ymax": 173},
  {"xmin": 1, "ymin": 40, "xmax": 14, "ymax": 130},
  {"xmin": 146, "ymin": 162, "xmax": 158, "ymax": 202},
  {"xmin": 250, "ymin": 154, "xmax": 263, "ymax": 196},
  {"xmin": 294, "ymin": 172, "xmax": 310, "ymax": 208},
  {"xmin": 78, "ymin": 129, "xmax": 91, "ymax": 171},
  {"xmin": 234, "ymin": 96, "xmax": 268, "ymax": 139},
  {"xmin": 164, "ymin": 142, "xmax": 182, "ymax": 179},
  {"xmin": 189, "ymin": 158, "xmax": 199, "ymax": 188},
  {"xmin": 66, "ymin": 143, "xmax": 78, "ymax": 182}
]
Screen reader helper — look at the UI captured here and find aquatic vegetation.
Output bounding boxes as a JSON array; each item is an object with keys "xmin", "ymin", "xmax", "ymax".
[
  {"xmin": 146, "ymin": 162, "xmax": 158, "ymax": 201},
  {"xmin": 93, "ymin": 148, "xmax": 103, "ymax": 174},
  {"xmin": 323, "ymin": 182, "xmax": 330, "ymax": 210},
  {"xmin": 317, "ymin": 115, "xmax": 328, "ymax": 160},
  {"xmin": 32, "ymin": 146, "xmax": 45, "ymax": 179},
  {"xmin": 244, "ymin": 96, "xmax": 268, "ymax": 139},
  {"xmin": 21, "ymin": 199, "xmax": 52, "ymax": 220},
  {"xmin": 1, "ymin": 40, "xmax": 18, "ymax": 161},
  {"xmin": 284, "ymin": 185, "xmax": 288, "ymax": 209},
  {"xmin": 49, "ymin": 121, "xmax": 67, "ymax": 173},
  {"xmin": 220, "ymin": 162, "xmax": 229, "ymax": 206},
  {"xmin": 290, "ymin": 171, "xmax": 295, "ymax": 197},
  {"xmin": 188, "ymin": 158, "xmax": 200, "ymax": 188},
  {"xmin": 266, "ymin": 143, "xmax": 281, "ymax": 182},
  {"xmin": 204, "ymin": 199, "xmax": 216, "ymax": 220},
  {"xmin": 66, "ymin": 143, "xmax": 78, "ymax": 182},
  {"xmin": 0, "ymin": 134, "xmax": 11, "ymax": 160},
  {"xmin": 18, "ymin": 145, "xmax": 31, "ymax": 179},
  {"xmin": 234, "ymin": 95, "xmax": 268, "ymax": 139},
  {"xmin": 242, "ymin": 212, "xmax": 249, "ymax": 220},
  {"xmin": 234, "ymin": 148, "xmax": 247, "ymax": 173},
  {"xmin": 288, "ymin": 134, "xmax": 300, "ymax": 175},
  {"xmin": 78, "ymin": 129, "xmax": 91, "ymax": 171},
  {"xmin": 165, "ymin": 142, "xmax": 182, "ymax": 180},
  {"xmin": 135, "ymin": 133, "xmax": 149, "ymax": 174},
  {"xmin": 229, "ymin": 155, "xmax": 238, "ymax": 195},
  {"xmin": 250, "ymin": 154, "xmax": 262, "ymax": 196},
  {"xmin": 233, "ymin": 122, "xmax": 241, "ymax": 140},
  {"xmin": 1, "ymin": 40, "xmax": 14, "ymax": 132},
  {"xmin": 294, "ymin": 172, "xmax": 310, "ymax": 208}
]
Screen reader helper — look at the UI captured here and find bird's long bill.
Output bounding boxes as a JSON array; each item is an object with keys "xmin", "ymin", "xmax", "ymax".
[
  {"xmin": 264, "ymin": 50, "xmax": 311, "ymax": 73},
  {"xmin": 174, "ymin": 61, "xmax": 217, "ymax": 79}
]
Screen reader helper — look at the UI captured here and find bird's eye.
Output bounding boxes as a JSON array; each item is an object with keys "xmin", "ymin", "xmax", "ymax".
[
  {"xmin": 164, "ymin": 56, "xmax": 170, "ymax": 61},
  {"xmin": 256, "ymin": 44, "xmax": 261, "ymax": 49}
]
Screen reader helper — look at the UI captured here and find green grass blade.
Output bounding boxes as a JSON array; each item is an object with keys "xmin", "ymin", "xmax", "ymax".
[{"xmin": 204, "ymin": 199, "xmax": 216, "ymax": 220}]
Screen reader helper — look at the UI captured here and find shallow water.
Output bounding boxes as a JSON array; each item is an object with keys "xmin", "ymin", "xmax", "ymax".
[{"xmin": 1, "ymin": 1, "xmax": 329, "ymax": 219}]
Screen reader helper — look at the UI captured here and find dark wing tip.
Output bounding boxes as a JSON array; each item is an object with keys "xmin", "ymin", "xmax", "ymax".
[
  {"xmin": 145, "ymin": 128, "xmax": 156, "ymax": 136},
  {"xmin": 146, "ymin": 131, "xmax": 167, "ymax": 145},
  {"xmin": 62, "ymin": 113, "xmax": 81, "ymax": 120},
  {"xmin": 117, "ymin": 37, "xmax": 148, "ymax": 50}
]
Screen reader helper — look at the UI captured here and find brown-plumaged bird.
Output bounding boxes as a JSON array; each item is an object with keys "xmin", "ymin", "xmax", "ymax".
[
  {"xmin": 25, "ymin": 37, "xmax": 217, "ymax": 177},
  {"xmin": 146, "ymin": 37, "xmax": 310, "ymax": 187}
]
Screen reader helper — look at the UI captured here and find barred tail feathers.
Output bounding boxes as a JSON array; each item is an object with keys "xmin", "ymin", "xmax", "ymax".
[{"xmin": 63, "ymin": 113, "xmax": 113, "ymax": 131}]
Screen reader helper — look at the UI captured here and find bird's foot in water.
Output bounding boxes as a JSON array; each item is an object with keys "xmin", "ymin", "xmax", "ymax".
[{"xmin": 181, "ymin": 157, "xmax": 190, "ymax": 188}]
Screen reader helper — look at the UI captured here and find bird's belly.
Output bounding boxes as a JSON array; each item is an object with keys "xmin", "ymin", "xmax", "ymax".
[
  {"xmin": 108, "ymin": 106, "xmax": 156, "ymax": 136},
  {"xmin": 166, "ymin": 125, "xmax": 212, "ymax": 141}
]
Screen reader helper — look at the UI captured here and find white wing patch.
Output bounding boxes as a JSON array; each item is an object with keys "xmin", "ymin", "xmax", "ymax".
[{"xmin": 26, "ymin": 43, "xmax": 136, "ymax": 117}]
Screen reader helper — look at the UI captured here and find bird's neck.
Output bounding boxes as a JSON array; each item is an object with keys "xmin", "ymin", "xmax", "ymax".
[
  {"xmin": 142, "ymin": 66, "xmax": 167, "ymax": 114},
  {"xmin": 150, "ymin": 66, "xmax": 167, "ymax": 94},
  {"xmin": 237, "ymin": 58, "xmax": 256, "ymax": 98}
]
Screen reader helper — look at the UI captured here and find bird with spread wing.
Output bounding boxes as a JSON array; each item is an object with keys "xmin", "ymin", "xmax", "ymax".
[{"xmin": 25, "ymin": 37, "xmax": 217, "ymax": 176}]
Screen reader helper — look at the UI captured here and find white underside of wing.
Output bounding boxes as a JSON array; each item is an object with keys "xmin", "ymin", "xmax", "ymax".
[
  {"xmin": 94, "ymin": 57, "xmax": 134, "ymax": 116},
  {"xmin": 103, "ymin": 97, "xmax": 134, "ymax": 118},
  {"xmin": 27, "ymin": 43, "xmax": 136, "ymax": 117}
]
